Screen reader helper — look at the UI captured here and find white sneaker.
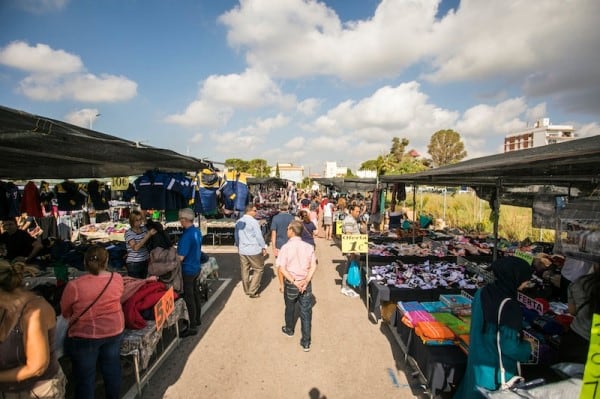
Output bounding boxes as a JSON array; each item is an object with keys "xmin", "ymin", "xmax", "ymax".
[{"xmin": 341, "ymin": 287, "xmax": 359, "ymax": 298}]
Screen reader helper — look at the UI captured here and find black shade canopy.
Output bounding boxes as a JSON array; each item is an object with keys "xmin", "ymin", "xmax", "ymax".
[
  {"xmin": 0, "ymin": 105, "xmax": 209, "ymax": 180},
  {"xmin": 312, "ymin": 177, "xmax": 378, "ymax": 192},
  {"xmin": 380, "ymin": 135, "xmax": 600, "ymax": 206}
]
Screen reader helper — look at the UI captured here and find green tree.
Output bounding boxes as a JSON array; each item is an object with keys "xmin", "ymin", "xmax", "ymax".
[
  {"xmin": 300, "ymin": 177, "xmax": 311, "ymax": 189},
  {"xmin": 275, "ymin": 163, "xmax": 280, "ymax": 178},
  {"xmin": 427, "ymin": 129, "xmax": 467, "ymax": 167},
  {"xmin": 390, "ymin": 137, "xmax": 409, "ymax": 163},
  {"xmin": 224, "ymin": 158, "xmax": 248, "ymax": 172},
  {"xmin": 361, "ymin": 137, "xmax": 429, "ymax": 176},
  {"xmin": 345, "ymin": 168, "xmax": 356, "ymax": 177},
  {"xmin": 247, "ymin": 159, "xmax": 270, "ymax": 177}
]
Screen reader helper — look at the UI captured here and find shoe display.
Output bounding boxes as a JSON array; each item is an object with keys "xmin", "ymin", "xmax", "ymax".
[
  {"xmin": 301, "ymin": 343, "xmax": 311, "ymax": 352},
  {"xmin": 281, "ymin": 326, "xmax": 294, "ymax": 337}
]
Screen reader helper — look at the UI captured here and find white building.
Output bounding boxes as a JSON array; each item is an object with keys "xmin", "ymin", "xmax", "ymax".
[
  {"xmin": 274, "ymin": 163, "xmax": 304, "ymax": 183},
  {"xmin": 504, "ymin": 118, "xmax": 575, "ymax": 152},
  {"xmin": 356, "ymin": 169, "xmax": 377, "ymax": 178},
  {"xmin": 324, "ymin": 161, "xmax": 350, "ymax": 177}
]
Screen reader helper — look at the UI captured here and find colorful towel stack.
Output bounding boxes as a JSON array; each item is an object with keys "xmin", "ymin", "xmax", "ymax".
[{"xmin": 397, "ymin": 296, "xmax": 474, "ymax": 346}]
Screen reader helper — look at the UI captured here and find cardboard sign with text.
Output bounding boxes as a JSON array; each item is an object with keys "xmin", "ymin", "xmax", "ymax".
[
  {"xmin": 341, "ymin": 234, "xmax": 368, "ymax": 254},
  {"xmin": 154, "ymin": 287, "xmax": 175, "ymax": 331}
]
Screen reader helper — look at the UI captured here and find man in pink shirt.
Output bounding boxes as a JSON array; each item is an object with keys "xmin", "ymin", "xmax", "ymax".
[{"xmin": 277, "ymin": 220, "xmax": 317, "ymax": 352}]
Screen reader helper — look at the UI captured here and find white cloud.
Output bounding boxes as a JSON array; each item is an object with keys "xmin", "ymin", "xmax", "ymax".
[
  {"xmin": 575, "ymin": 122, "xmax": 600, "ymax": 138},
  {"xmin": 0, "ymin": 41, "xmax": 137, "ymax": 102},
  {"xmin": 0, "ymin": 41, "xmax": 82, "ymax": 74},
  {"xmin": 165, "ymin": 100, "xmax": 233, "ymax": 127},
  {"xmin": 167, "ymin": 69, "xmax": 296, "ymax": 128},
  {"xmin": 200, "ymin": 68, "xmax": 296, "ymax": 109},
  {"xmin": 209, "ymin": 114, "xmax": 290, "ymax": 155},
  {"xmin": 296, "ymin": 98, "xmax": 322, "ymax": 116},
  {"xmin": 64, "ymin": 108, "xmax": 100, "ymax": 129},
  {"xmin": 219, "ymin": 0, "xmax": 436, "ymax": 81},
  {"xmin": 12, "ymin": 0, "xmax": 68, "ymax": 14},
  {"xmin": 284, "ymin": 136, "xmax": 305, "ymax": 149},
  {"xmin": 309, "ymin": 82, "xmax": 458, "ymax": 153},
  {"xmin": 219, "ymin": 0, "xmax": 599, "ymax": 115}
]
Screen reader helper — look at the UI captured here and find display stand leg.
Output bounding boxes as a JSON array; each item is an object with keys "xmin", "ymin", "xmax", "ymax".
[{"xmin": 133, "ymin": 351, "xmax": 141, "ymax": 397}]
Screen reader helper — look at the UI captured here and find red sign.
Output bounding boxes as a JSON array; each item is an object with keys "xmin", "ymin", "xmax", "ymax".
[{"xmin": 154, "ymin": 287, "xmax": 175, "ymax": 331}]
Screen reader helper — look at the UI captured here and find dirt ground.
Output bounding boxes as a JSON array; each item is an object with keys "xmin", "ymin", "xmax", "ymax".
[{"xmin": 134, "ymin": 237, "xmax": 428, "ymax": 399}]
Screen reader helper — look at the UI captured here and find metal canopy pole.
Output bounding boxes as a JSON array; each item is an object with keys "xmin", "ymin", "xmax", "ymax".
[
  {"xmin": 492, "ymin": 179, "xmax": 501, "ymax": 261},
  {"xmin": 412, "ymin": 184, "xmax": 417, "ymax": 244}
]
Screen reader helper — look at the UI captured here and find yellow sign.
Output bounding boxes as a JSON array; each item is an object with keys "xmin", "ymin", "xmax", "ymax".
[
  {"xmin": 581, "ymin": 313, "xmax": 600, "ymax": 398},
  {"xmin": 111, "ymin": 177, "xmax": 130, "ymax": 191},
  {"xmin": 335, "ymin": 220, "xmax": 342, "ymax": 235},
  {"xmin": 154, "ymin": 287, "xmax": 175, "ymax": 331},
  {"xmin": 341, "ymin": 234, "xmax": 368, "ymax": 254},
  {"xmin": 514, "ymin": 250, "xmax": 534, "ymax": 265}
]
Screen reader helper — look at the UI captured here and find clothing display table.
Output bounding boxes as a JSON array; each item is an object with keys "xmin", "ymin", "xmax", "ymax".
[
  {"xmin": 120, "ymin": 298, "xmax": 189, "ymax": 396},
  {"xmin": 204, "ymin": 219, "xmax": 237, "ymax": 245},
  {"xmin": 393, "ymin": 309, "xmax": 467, "ymax": 397},
  {"xmin": 369, "ymin": 282, "xmax": 473, "ymax": 320}
]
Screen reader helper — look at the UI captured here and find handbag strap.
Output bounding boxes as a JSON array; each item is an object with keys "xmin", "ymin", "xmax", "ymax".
[
  {"xmin": 68, "ymin": 272, "xmax": 114, "ymax": 332},
  {"xmin": 497, "ymin": 297, "xmax": 524, "ymax": 389},
  {"xmin": 497, "ymin": 298, "xmax": 511, "ymax": 386}
]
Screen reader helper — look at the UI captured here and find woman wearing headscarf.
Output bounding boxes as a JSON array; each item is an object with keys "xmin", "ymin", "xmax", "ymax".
[{"xmin": 454, "ymin": 256, "xmax": 535, "ymax": 398}]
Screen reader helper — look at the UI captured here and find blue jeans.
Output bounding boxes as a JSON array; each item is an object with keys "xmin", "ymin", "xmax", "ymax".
[
  {"xmin": 65, "ymin": 332, "xmax": 123, "ymax": 399},
  {"xmin": 284, "ymin": 281, "xmax": 313, "ymax": 346}
]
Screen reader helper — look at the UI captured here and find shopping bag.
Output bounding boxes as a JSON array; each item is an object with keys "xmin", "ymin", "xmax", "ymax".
[
  {"xmin": 55, "ymin": 315, "xmax": 69, "ymax": 358},
  {"xmin": 347, "ymin": 260, "xmax": 361, "ymax": 288}
]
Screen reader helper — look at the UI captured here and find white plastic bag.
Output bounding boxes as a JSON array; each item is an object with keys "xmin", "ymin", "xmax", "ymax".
[{"xmin": 54, "ymin": 315, "xmax": 69, "ymax": 358}]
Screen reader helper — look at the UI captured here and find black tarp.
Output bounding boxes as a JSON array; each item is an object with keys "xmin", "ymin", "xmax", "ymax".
[
  {"xmin": 0, "ymin": 105, "xmax": 209, "ymax": 179},
  {"xmin": 380, "ymin": 135, "xmax": 600, "ymax": 206},
  {"xmin": 312, "ymin": 177, "xmax": 377, "ymax": 192},
  {"xmin": 246, "ymin": 177, "xmax": 290, "ymax": 187}
]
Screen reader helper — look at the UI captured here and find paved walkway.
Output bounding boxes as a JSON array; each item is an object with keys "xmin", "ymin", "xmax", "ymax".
[{"xmin": 139, "ymin": 237, "xmax": 420, "ymax": 399}]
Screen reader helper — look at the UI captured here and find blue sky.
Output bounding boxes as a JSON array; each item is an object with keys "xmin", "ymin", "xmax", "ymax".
[{"xmin": 1, "ymin": 0, "xmax": 599, "ymax": 176}]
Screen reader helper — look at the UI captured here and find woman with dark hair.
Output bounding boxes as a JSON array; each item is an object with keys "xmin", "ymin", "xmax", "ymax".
[
  {"xmin": 61, "ymin": 246, "xmax": 124, "ymax": 399},
  {"xmin": 298, "ymin": 210, "xmax": 317, "ymax": 248},
  {"xmin": 0, "ymin": 259, "xmax": 66, "ymax": 398},
  {"xmin": 454, "ymin": 257, "xmax": 534, "ymax": 398},
  {"xmin": 558, "ymin": 260, "xmax": 600, "ymax": 364}
]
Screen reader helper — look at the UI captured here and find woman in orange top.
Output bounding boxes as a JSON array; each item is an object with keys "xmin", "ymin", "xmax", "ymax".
[{"xmin": 61, "ymin": 246, "xmax": 124, "ymax": 399}]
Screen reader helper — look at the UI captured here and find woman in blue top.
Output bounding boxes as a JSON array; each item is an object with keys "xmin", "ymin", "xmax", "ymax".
[
  {"xmin": 454, "ymin": 257, "xmax": 534, "ymax": 398},
  {"xmin": 298, "ymin": 210, "xmax": 317, "ymax": 248}
]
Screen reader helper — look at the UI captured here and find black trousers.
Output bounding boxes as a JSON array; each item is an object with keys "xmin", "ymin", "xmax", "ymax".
[{"xmin": 183, "ymin": 273, "xmax": 202, "ymax": 327}]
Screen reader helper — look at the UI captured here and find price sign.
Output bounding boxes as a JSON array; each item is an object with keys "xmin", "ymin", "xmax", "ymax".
[
  {"xmin": 514, "ymin": 250, "xmax": 534, "ymax": 265},
  {"xmin": 153, "ymin": 287, "xmax": 175, "ymax": 331},
  {"xmin": 111, "ymin": 176, "xmax": 129, "ymax": 191},
  {"xmin": 341, "ymin": 234, "xmax": 368, "ymax": 254},
  {"xmin": 335, "ymin": 220, "xmax": 343, "ymax": 236},
  {"xmin": 581, "ymin": 313, "xmax": 600, "ymax": 398}
]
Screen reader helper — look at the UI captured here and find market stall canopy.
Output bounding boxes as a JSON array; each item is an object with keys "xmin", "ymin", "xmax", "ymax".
[
  {"xmin": 313, "ymin": 177, "xmax": 378, "ymax": 192},
  {"xmin": 246, "ymin": 177, "xmax": 289, "ymax": 187},
  {"xmin": 380, "ymin": 135, "xmax": 600, "ymax": 207},
  {"xmin": 0, "ymin": 105, "xmax": 209, "ymax": 180}
]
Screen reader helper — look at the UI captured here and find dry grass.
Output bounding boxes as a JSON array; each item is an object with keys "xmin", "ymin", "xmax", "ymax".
[{"xmin": 400, "ymin": 191, "xmax": 555, "ymax": 242}]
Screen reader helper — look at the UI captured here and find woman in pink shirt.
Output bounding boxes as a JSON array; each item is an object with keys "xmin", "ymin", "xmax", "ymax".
[{"xmin": 61, "ymin": 246, "xmax": 124, "ymax": 399}]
